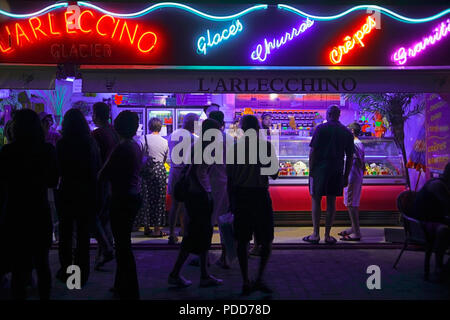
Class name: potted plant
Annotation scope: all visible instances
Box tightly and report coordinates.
[345,93,425,189]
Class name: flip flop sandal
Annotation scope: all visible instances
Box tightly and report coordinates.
[325,236,337,245]
[302,235,320,244]
[338,231,350,237]
[340,234,361,241]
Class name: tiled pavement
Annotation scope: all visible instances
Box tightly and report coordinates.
[1,247,449,300]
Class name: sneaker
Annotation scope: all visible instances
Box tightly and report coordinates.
[168,275,192,288]
[199,275,223,287]
[253,280,273,294]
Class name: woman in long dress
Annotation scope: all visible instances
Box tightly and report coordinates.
[136,118,169,237]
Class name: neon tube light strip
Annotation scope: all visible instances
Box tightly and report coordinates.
[0,3,68,19]
[278,4,450,24]
[77,2,268,21]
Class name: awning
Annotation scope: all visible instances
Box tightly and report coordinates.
[80,65,450,93]
[0,64,56,90]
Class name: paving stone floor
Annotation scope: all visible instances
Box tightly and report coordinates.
[1,247,449,300]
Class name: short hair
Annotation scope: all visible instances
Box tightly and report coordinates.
[261,112,272,120]
[327,105,341,120]
[148,117,162,133]
[182,112,200,132]
[114,111,139,139]
[12,109,45,144]
[443,162,450,183]
[348,122,362,136]
[240,115,260,131]
[208,111,224,126]
[93,102,110,122]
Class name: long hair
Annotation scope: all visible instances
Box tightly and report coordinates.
[12,109,45,145]
[61,108,91,138]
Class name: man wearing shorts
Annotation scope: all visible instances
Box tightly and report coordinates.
[304,105,354,244]
[227,115,279,295]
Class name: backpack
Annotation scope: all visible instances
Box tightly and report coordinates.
[173,164,193,202]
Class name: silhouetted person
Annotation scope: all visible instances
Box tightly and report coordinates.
[304,105,354,244]
[227,115,278,295]
[414,162,450,279]
[168,119,223,288]
[92,102,118,270]
[167,113,199,244]
[0,109,58,299]
[56,108,101,286]
[99,111,142,300]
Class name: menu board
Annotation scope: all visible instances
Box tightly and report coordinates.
[426,93,450,174]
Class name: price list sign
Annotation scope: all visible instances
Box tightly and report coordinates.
[426,93,450,174]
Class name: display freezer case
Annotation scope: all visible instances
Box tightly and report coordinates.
[271,136,406,185]
[268,136,407,221]
[147,108,174,137]
[175,109,206,129]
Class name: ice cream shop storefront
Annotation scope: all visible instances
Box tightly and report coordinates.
[0,1,449,237]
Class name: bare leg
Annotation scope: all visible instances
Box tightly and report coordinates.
[325,196,337,238]
[310,196,322,239]
[199,251,209,279]
[237,241,249,283]
[256,242,272,282]
[170,249,189,278]
[348,206,361,238]
[169,201,181,238]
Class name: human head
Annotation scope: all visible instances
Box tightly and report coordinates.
[182,112,200,133]
[208,110,225,129]
[61,108,91,138]
[148,117,162,133]
[326,105,341,121]
[201,118,221,151]
[348,122,362,137]
[12,109,45,144]
[38,112,54,132]
[93,102,110,126]
[205,103,220,117]
[261,112,272,128]
[114,110,139,139]
[240,115,260,131]
[443,162,450,187]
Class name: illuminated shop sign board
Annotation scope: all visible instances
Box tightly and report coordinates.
[0,2,449,66]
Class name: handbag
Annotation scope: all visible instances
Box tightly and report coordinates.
[140,135,155,179]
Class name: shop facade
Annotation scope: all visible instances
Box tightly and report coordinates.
[0,1,449,226]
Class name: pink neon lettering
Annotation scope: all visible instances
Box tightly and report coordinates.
[392,19,450,65]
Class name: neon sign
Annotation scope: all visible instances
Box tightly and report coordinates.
[392,19,450,65]
[197,20,243,55]
[251,18,314,62]
[0,7,158,55]
[329,16,376,64]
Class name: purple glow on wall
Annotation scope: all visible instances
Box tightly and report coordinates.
[392,19,450,65]
[250,18,314,62]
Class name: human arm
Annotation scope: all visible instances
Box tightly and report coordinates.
[343,135,354,187]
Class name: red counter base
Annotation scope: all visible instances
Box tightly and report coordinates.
[269,185,406,212]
